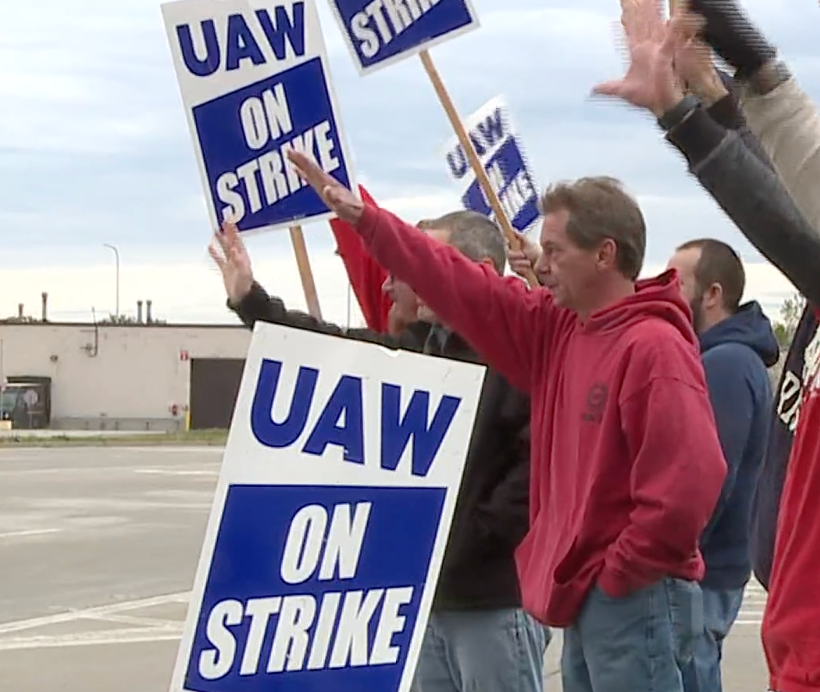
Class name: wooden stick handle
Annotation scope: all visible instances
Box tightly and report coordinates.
[288,225,322,319]
[419,50,540,288]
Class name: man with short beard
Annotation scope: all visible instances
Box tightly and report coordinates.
[667,238,778,692]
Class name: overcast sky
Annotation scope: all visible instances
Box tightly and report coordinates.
[1,0,816,326]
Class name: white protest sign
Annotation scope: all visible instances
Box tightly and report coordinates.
[161,0,356,234]
[442,96,540,234]
[326,0,480,75]
[170,322,486,692]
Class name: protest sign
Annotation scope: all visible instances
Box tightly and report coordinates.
[443,97,539,235]
[326,0,480,75]
[169,322,486,692]
[161,0,355,235]
[324,0,537,284]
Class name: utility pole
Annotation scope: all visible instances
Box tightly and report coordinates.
[103,244,120,318]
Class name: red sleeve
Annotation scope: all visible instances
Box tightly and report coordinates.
[355,204,557,391]
[598,330,728,597]
[330,185,391,333]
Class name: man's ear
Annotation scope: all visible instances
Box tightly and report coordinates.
[597,239,618,270]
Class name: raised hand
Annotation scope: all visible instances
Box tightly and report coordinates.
[671,13,728,106]
[508,235,542,280]
[286,151,364,225]
[592,0,685,117]
[209,220,254,305]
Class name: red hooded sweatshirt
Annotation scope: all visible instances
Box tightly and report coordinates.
[329,185,391,333]
[354,204,727,627]
[763,311,820,692]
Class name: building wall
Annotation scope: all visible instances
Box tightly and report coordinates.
[0,323,251,431]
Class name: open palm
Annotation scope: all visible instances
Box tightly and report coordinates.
[209,221,254,305]
[593,0,684,116]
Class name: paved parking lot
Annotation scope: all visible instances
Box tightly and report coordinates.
[0,447,768,691]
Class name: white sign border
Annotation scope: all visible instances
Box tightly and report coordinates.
[160,0,358,236]
[324,0,481,77]
[168,320,486,692]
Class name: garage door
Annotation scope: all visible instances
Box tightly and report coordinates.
[189,358,245,430]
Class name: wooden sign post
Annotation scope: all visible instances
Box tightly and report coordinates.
[288,226,323,319]
[419,50,540,288]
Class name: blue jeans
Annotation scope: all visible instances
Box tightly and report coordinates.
[562,578,703,692]
[680,585,744,692]
[410,608,550,692]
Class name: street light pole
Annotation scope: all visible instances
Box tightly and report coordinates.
[103,244,120,318]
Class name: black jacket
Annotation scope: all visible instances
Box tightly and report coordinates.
[231,282,531,611]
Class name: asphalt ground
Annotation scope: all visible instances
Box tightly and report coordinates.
[0,447,768,692]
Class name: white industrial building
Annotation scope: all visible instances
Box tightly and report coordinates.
[0,317,252,431]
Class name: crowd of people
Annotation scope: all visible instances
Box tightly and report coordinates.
[207,0,820,691]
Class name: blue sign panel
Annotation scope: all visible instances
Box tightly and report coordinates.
[162,0,356,234]
[167,323,486,692]
[461,137,539,233]
[327,0,480,75]
[442,96,540,235]
[184,484,445,691]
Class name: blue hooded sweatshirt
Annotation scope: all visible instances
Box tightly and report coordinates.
[699,300,779,590]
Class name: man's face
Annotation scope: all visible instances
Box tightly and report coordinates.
[666,247,705,332]
[534,209,601,311]
[381,273,418,326]
[415,229,451,323]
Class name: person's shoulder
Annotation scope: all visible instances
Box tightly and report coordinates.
[702,342,770,385]
[624,318,699,359]
[620,318,703,384]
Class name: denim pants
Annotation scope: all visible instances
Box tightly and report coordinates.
[680,585,745,692]
[562,578,703,692]
[410,608,550,692]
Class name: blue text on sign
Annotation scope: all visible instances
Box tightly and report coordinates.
[193,60,350,228]
[333,0,476,72]
[250,359,462,476]
[462,136,538,232]
[446,106,507,180]
[175,4,306,77]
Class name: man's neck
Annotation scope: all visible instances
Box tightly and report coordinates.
[699,309,732,336]
[576,279,636,322]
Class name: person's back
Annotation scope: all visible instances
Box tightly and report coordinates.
[668,238,778,692]
[698,319,773,583]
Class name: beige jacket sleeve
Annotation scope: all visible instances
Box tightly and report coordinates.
[740,78,820,231]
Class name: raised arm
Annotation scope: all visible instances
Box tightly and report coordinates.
[664,106,820,307]
[591,0,820,305]
[286,150,564,393]
[356,204,559,392]
[738,72,820,234]
[684,0,820,234]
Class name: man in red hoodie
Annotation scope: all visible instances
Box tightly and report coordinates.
[286,150,727,692]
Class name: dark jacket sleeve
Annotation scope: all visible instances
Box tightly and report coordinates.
[707,93,774,170]
[229,281,415,351]
[475,385,531,548]
[665,106,820,307]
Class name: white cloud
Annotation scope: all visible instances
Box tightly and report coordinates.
[0,0,817,326]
